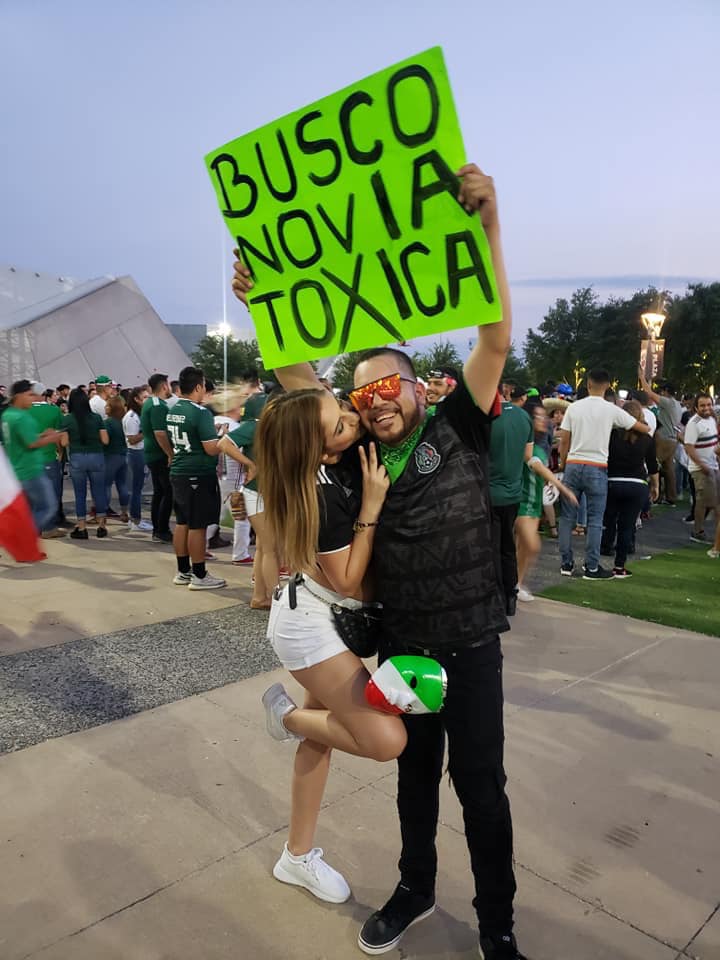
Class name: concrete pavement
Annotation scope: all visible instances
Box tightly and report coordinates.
[1,519,719,958]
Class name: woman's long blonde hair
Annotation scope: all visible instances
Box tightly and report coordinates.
[256,389,325,574]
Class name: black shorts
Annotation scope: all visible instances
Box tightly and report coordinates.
[171,474,220,530]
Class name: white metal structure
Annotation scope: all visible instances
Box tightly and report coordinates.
[0,266,190,386]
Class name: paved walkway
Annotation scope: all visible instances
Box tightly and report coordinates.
[0,514,718,959]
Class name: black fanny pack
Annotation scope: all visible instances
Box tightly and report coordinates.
[288,575,381,659]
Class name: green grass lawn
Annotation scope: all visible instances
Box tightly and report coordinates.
[539,546,720,638]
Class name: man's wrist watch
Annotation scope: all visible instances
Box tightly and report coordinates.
[353,519,379,532]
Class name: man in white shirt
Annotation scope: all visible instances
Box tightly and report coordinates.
[558,369,650,579]
[89,375,114,417]
[683,393,719,545]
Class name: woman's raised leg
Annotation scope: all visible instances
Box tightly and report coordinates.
[282,651,407,762]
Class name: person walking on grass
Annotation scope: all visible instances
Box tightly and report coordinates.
[683,392,719,546]
[514,406,577,602]
[600,400,659,577]
[557,370,650,580]
[489,392,533,615]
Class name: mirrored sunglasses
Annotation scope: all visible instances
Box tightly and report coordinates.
[348,373,415,412]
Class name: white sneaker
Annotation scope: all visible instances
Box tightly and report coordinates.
[707,548,720,559]
[262,683,302,741]
[517,586,534,602]
[128,520,151,533]
[273,843,351,903]
[173,572,192,585]
[188,573,226,590]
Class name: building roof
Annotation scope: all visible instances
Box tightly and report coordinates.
[0,265,116,332]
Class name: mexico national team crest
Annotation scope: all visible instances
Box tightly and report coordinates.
[415,441,441,475]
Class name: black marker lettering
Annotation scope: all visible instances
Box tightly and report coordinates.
[339,91,382,165]
[387,64,440,147]
[445,231,494,307]
[376,249,412,320]
[255,130,298,202]
[290,280,336,348]
[316,194,355,253]
[410,150,462,229]
[235,227,284,280]
[400,242,446,316]
[322,255,404,351]
[277,209,323,269]
[210,153,258,218]
[370,170,401,240]
[295,110,342,187]
[248,290,287,349]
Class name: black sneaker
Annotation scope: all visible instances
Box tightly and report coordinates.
[479,932,527,959]
[97,526,108,539]
[612,567,632,578]
[208,532,231,549]
[684,514,694,523]
[690,532,708,543]
[560,562,574,577]
[582,564,614,580]
[358,884,435,955]
[70,527,88,540]
[152,531,173,543]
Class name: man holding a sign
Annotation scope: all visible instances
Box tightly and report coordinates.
[230,169,522,958]
[218,48,524,959]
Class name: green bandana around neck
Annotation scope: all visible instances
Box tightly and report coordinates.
[379,407,435,484]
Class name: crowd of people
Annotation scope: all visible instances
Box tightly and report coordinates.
[0,371,269,585]
[1,161,718,960]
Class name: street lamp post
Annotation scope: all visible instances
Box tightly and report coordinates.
[639,311,667,384]
[218,321,231,395]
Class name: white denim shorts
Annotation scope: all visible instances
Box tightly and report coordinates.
[267,576,363,671]
[242,487,264,516]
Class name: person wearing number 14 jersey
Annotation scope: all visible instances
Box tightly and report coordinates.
[168,366,226,590]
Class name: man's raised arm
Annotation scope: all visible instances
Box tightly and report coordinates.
[458,164,512,415]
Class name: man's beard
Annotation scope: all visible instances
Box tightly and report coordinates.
[368,403,424,447]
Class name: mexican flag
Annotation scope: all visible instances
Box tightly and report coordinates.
[0,447,45,562]
[365,656,447,715]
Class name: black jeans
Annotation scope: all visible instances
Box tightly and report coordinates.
[491,504,519,609]
[148,459,173,535]
[601,481,646,567]
[379,637,516,936]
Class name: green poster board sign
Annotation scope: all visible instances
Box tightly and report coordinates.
[205,46,500,369]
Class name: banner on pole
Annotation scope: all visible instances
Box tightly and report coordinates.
[639,339,666,382]
[205,47,501,368]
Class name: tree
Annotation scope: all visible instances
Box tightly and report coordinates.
[585,288,667,387]
[663,283,720,393]
[411,340,462,380]
[325,352,367,393]
[501,343,529,386]
[523,287,599,387]
[191,335,271,383]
